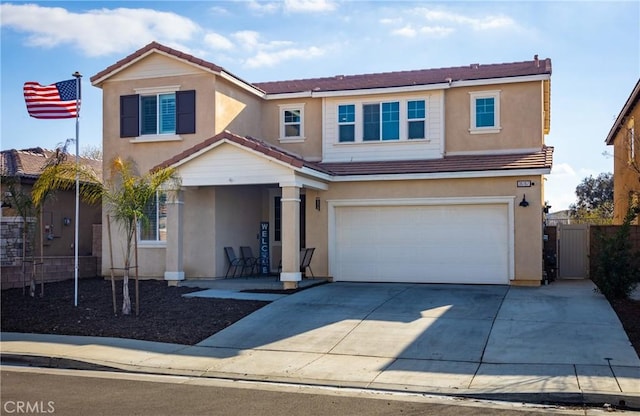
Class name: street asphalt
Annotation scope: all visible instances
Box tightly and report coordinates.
[1,279,639,409]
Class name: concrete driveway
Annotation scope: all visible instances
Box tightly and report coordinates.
[197,279,640,399]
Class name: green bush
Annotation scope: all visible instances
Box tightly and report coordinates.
[592,205,640,299]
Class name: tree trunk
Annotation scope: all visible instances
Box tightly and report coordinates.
[122,272,131,315]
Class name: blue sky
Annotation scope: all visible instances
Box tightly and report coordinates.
[1,1,638,211]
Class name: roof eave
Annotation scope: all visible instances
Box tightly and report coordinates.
[330,167,552,182]
[263,74,550,99]
[605,79,640,145]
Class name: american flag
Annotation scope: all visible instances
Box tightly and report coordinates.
[23,79,81,119]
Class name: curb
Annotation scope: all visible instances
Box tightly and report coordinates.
[3,353,639,412]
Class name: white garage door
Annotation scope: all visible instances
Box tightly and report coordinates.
[333,204,510,284]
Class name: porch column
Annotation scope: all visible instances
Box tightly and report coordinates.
[164,189,184,286]
[280,185,301,289]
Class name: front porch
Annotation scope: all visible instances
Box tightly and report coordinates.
[157,132,330,290]
[178,275,329,293]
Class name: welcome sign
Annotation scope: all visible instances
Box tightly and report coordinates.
[259,222,270,275]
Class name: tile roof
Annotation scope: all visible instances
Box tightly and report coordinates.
[317,147,554,176]
[0,147,102,181]
[606,78,640,145]
[91,41,551,95]
[91,42,233,86]
[153,132,553,178]
[152,131,327,173]
[254,58,552,94]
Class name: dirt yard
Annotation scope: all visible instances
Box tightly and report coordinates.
[1,277,639,356]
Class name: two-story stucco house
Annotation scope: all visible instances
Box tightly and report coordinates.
[606,79,640,225]
[91,42,553,289]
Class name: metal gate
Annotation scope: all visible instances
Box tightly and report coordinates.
[557,223,589,279]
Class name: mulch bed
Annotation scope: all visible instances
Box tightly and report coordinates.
[2,278,639,356]
[610,297,640,357]
[1,278,269,345]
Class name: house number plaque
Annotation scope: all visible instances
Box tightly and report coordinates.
[517,180,532,187]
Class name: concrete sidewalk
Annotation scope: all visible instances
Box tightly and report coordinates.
[2,280,639,409]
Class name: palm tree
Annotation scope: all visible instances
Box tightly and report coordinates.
[33,153,178,315]
[102,157,178,315]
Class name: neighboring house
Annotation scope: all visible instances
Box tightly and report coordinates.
[90,42,553,288]
[0,147,102,264]
[545,210,572,226]
[605,79,640,225]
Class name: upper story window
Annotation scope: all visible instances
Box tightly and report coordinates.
[627,118,636,164]
[407,100,426,139]
[364,102,399,141]
[141,93,176,135]
[139,191,167,243]
[120,87,195,141]
[279,104,305,142]
[469,90,501,134]
[336,99,427,143]
[338,104,355,142]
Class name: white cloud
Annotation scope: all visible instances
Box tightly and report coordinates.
[545,163,603,211]
[414,7,518,31]
[208,6,230,16]
[0,4,200,57]
[246,1,280,14]
[392,25,417,38]
[391,24,454,39]
[550,162,577,177]
[284,0,337,13]
[232,31,262,50]
[419,26,455,37]
[204,32,234,51]
[244,46,325,68]
[380,17,403,25]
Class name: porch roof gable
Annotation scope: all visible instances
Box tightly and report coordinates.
[152,131,327,174]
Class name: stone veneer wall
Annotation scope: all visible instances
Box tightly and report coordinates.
[1,217,36,266]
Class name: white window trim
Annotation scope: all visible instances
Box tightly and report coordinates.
[130,135,182,143]
[407,99,427,140]
[138,191,167,244]
[337,104,356,143]
[134,85,181,94]
[469,90,501,134]
[628,118,635,163]
[132,85,183,142]
[278,103,305,143]
[335,98,429,144]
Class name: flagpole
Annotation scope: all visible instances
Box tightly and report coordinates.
[72,71,82,307]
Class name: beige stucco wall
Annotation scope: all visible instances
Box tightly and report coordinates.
[215,79,263,138]
[97,58,267,277]
[305,175,545,283]
[212,185,264,277]
[1,183,101,258]
[445,81,544,154]
[611,104,640,224]
[99,57,263,174]
[95,52,549,282]
[260,98,323,160]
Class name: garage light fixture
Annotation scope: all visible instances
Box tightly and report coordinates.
[519,194,529,207]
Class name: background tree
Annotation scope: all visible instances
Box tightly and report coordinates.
[569,172,614,223]
[81,144,102,160]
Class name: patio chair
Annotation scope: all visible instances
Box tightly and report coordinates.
[224,247,244,278]
[300,248,315,278]
[240,246,265,276]
[277,248,315,278]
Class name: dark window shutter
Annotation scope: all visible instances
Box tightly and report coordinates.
[120,94,139,138]
[176,90,196,134]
